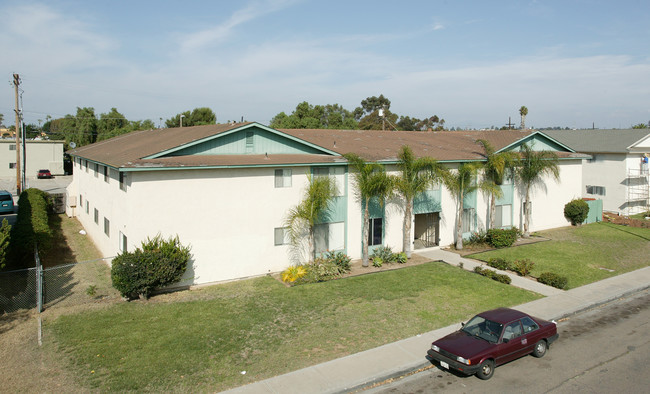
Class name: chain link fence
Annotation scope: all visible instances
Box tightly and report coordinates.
[1,257,118,316]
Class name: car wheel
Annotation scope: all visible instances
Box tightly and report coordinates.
[476,359,495,380]
[532,340,547,358]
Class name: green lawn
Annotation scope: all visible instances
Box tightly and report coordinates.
[470,222,650,289]
[49,262,540,392]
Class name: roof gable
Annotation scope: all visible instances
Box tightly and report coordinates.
[147,123,336,159]
[500,131,575,153]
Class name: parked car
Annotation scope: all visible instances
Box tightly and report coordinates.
[427,308,558,380]
[0,190,14,214]
[37,169,53,179]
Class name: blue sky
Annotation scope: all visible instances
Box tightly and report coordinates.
[1,0,649,130]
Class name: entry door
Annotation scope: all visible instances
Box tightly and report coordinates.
[417,213,439,248]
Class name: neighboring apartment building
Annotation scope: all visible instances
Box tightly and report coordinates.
[544,129,650,215]
[66,122,584,286]
[0,139,65,177]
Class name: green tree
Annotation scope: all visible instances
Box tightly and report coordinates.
[270,102,357,129]
[73,107,98,146]
[358,108,399,130]
[442,162,490,250]
[166,107,216,128]
[356,94,391,118]
[476,139,518,229]
[632,123,649,129]
[344,153,393,267]
[285,175,338,261]
[0,113,4,127]
[98,108,128,137]
[519,106,528,129]
[397,116,421,131]
[393,146,446,257]
[516,143,560,237]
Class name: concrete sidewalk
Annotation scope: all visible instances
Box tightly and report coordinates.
[223,254,650,394]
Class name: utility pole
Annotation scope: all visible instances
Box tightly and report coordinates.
[13,74,21,195]
[505,116,515,130]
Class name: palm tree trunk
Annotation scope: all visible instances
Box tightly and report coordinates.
[489,193,496,229]
[523,187,531,238]
[362,200,370,267]
[455,200,464,250]
[403,199,413,258]
[309,227,315,261]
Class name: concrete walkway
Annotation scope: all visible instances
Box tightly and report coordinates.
[416,248,565,296]
[223,258,650,394]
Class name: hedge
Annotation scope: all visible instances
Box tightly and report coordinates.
[6,189,52,270]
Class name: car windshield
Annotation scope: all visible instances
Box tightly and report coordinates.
[462,315,503,343]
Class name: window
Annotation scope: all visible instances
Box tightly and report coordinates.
[104,166,109,183]
[245,131,254,153]
[495,204,512,228]
[9,163,16,169]
[94,208,99,224]
[79,194,83,209]
[86,199,90,214]
[274,227,290,245]
[521,316,539,333]
[119,231,128,252]
[462,208,475,233]
[9,144,16,151]
[274,169,292,188]
[119,172,127,191]
[586,185,606,196]
[503,321,523,341]
[314,166,344,196]
[94,163,99,178]
[368,217,383,246]
[85,160,88,172]
[104,217,110,237]
[314,222,345,253]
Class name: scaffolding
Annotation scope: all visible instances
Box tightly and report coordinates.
[626,165,649,216]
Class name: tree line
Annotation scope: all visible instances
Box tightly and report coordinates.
[1,107,217,149]
[270,94,446,131]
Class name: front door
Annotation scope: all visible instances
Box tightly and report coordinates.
[414,213,440,249]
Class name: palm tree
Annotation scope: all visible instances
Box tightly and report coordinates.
[344,153,393,267]
[393,146,446,258]
[519,106,528,130]
[516,143,560,238]
[443,162,495,250]
[476,139,518,229]
[285,174,338,261]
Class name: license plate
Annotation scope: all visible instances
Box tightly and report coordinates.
[440,361,449,369]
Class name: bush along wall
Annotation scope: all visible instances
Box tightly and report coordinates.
[564,199,590,226]
[486,227,519,248]
[6,189,53,271]
[111,235,191,300]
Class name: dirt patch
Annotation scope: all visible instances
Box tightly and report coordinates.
[603,212,650,228]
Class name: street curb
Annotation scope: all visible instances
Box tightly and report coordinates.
[337,285,650,394]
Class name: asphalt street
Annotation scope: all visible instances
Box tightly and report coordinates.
[365,289,650,394]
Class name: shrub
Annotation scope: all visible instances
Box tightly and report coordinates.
[512,259,535,276]
[473,266,511,284]
[371,245,394,263]
[393,252,407,264]
[538,272,568,289]
[111,235,191,300]
[298,258,345,283]
[281,265,307,283]
[564,199,589,225]
[324,250,351,272]
[7,189,53,270]
[467,230,488,245]
[372,256,383,267]
[486,227,519,248]
[486,257,511,271]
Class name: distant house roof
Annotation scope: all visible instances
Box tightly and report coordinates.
[69,122,584,170]
[542,129,650,153]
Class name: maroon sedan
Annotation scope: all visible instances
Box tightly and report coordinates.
[427,308,558,380]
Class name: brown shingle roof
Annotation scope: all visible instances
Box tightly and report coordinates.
[69,122,582,169]
[280,128,535,161]
[69,122,253,167]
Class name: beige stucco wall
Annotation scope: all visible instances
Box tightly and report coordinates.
[0,140,64,177]
[67,158,584,286]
